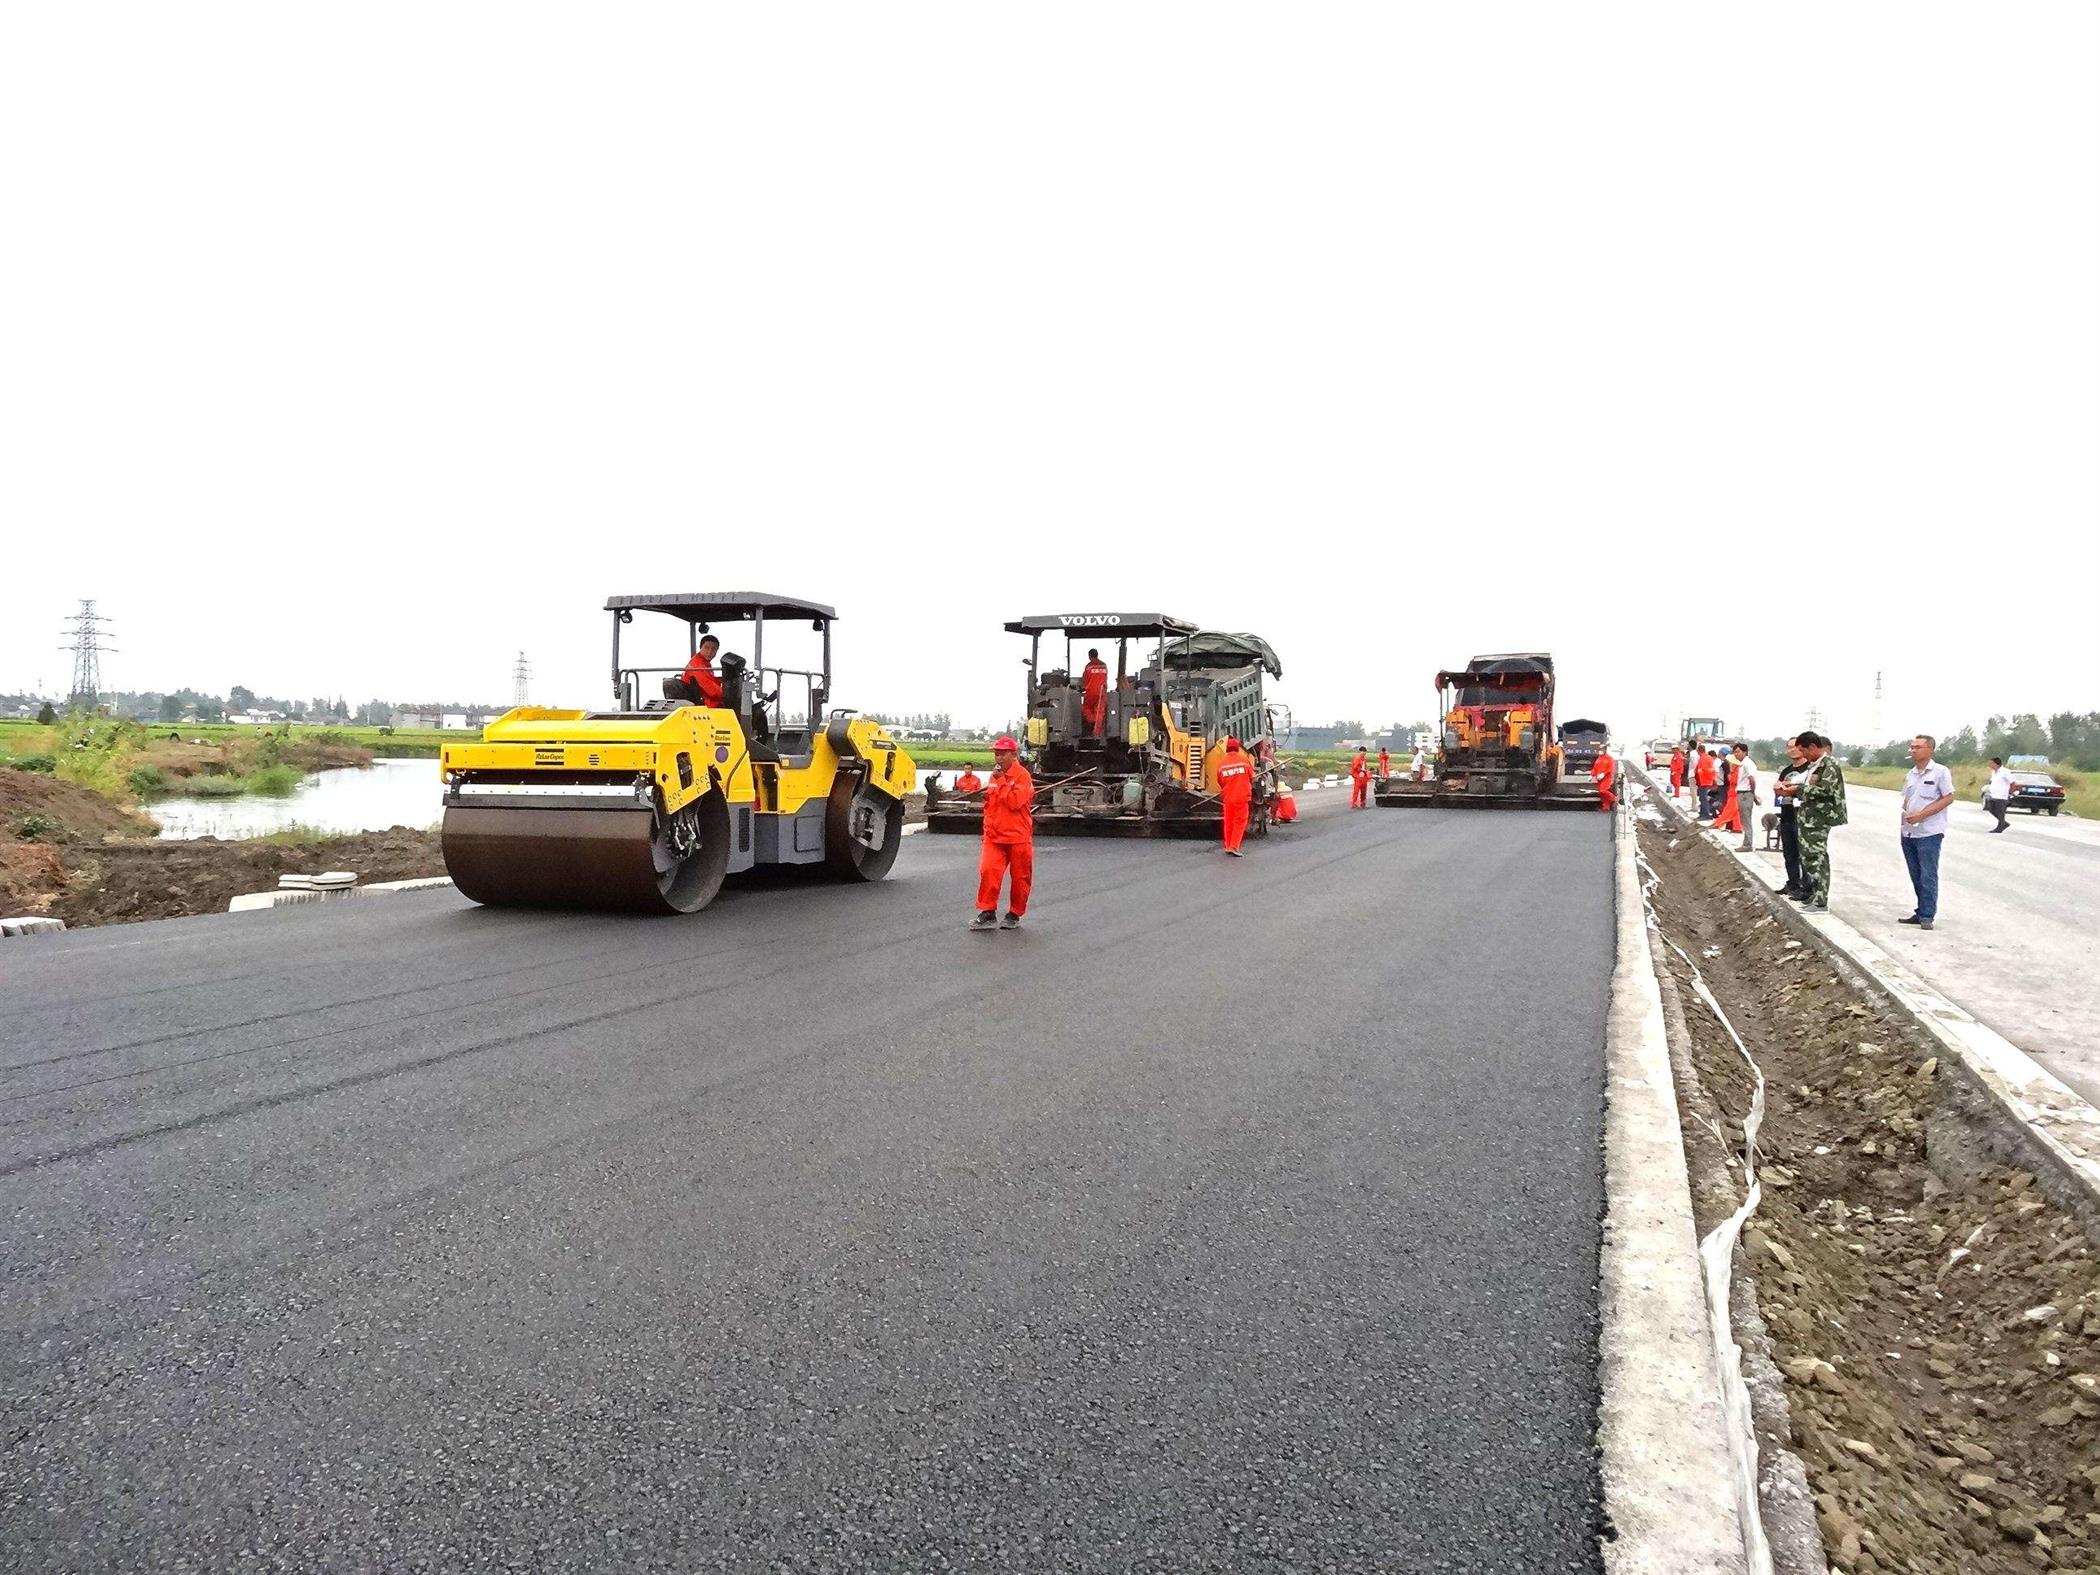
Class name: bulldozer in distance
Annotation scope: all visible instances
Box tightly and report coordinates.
[439,592,914,913]
[1375,652,1599,810]
[927,613,1285,838]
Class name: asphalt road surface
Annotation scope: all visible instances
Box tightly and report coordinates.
[2,795,1615,1573]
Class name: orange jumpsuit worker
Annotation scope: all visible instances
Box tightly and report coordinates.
[1693,747,1718,819]
[1713,756,1743,834]
[1668,745,1686,798]
[1349,747,1372,809]
[1217,737,1256,855]
[678,635,725,707]
[1590,748,1617,813]
[1080,649,1110,737]
[1377,747,1391,781]
[953,767,983,794]
[971,736,1034,931]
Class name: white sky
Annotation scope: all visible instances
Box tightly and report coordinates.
[4,4,2096,742]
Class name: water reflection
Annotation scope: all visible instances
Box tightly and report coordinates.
[152,758,442,840]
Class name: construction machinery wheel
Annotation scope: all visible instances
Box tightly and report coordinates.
[443,793,731,914]
[825,771,903,882]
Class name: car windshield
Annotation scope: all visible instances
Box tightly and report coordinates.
[2011,773,2058,787]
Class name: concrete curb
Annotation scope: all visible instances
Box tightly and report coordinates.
[228,877,456,913]
[1598,805,1748,1573]
[0,916,67,938]
[1633,764,2100,1248]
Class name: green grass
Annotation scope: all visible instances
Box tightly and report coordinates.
[245,764,305,796]
[0,718,464,759]
[255,822,335,845]
[1842,760,2092,818]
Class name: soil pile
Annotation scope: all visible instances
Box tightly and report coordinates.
[0,767,156,843]
[52,827,446,928]
[1640,821,2100,1572]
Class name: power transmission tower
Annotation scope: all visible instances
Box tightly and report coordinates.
[61,600,116,712]
[1869,670,1883,746]
[512,651,531,707]
[1805,705,1826,739]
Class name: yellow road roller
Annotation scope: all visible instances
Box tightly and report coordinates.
[439,592,914,913]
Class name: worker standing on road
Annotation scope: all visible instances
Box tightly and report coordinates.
[678,635,725,707]
[1081,649,1110,738]
[1590,746,1617,813]
[1668,744,1687,799]
[1782,731,1847,912]
[1693,744,1718,819]
[1217,737,1256,856]
[1773,738,1808,896]
[953,766,983,794]
[1730,742,1759,852]
[1984,756,2012,833]
[1899,734,1957,931]
[1377,745,1391,781]
[1349,747,1372,809]
[971,736,1034,932]
[1410,746,1428,781]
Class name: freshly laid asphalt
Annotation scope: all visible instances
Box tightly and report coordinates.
[1,792,1615,1573]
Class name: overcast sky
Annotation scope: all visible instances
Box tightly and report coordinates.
[5,4,2095,742]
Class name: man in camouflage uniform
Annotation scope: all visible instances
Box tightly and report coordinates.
[1785,731,1848,910]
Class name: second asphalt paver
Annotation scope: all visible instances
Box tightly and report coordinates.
[1,795,1614,1573]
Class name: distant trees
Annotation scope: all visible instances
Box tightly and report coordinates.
[37,701,57,725]
[1841,712,2100,771]
[229,685,257,713]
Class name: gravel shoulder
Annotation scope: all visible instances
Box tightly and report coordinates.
[1640,820,2100,1572]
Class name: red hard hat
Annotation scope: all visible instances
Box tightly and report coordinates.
[993,735,1018,751]
[1225,737,1241,751]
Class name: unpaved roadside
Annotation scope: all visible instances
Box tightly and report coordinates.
[1640,820,2100,1573]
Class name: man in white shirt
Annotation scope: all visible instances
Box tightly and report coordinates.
[1984,756,2013,833]
[1730,743,1759,851]
[1899,734,1957,930]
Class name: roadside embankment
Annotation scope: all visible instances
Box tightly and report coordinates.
[1642,818,2100,1572]
[1,764,446,929]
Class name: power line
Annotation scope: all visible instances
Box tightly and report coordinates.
[513,651,531,707]
[60,599,117,711]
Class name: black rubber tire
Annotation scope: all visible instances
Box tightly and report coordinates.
[825,773,903,881]
[2048,806,2059,817]
[655,793,733,912]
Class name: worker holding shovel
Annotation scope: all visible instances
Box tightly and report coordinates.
[1217,737,1255,856]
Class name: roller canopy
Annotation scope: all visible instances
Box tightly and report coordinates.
[1004,613,1199,638]
[1558,718,1607,737]
[606,591,837,622]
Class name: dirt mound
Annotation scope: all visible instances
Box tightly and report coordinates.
[0,841,67,914]
[52,827,446,928]
[1641,821,2100,1572]
[0,768,156,843]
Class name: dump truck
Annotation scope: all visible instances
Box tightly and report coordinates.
[439,592,914,912]
[927,613,1284,837]
[1375,652,1597,809]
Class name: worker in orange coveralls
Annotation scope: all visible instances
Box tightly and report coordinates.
[1590,747,1617,813]
[970,736,1034,931]
[1080,648,1110,737]
[1217,737,1256,856]
[1693,745,1718,819]
[678,634,725,707]
[1349,746,1372,808]
[1713,751,1743,835]
[1377,746,1391,781]
[952,766,983,794]
[1668,744,1687,798]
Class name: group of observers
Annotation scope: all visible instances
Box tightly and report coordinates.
[1667,734,1848,911]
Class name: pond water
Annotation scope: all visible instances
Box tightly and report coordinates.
[152,757,443,841]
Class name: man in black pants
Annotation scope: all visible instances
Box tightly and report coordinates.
[1984,757,2012,833]
[1774,737,1808,895]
